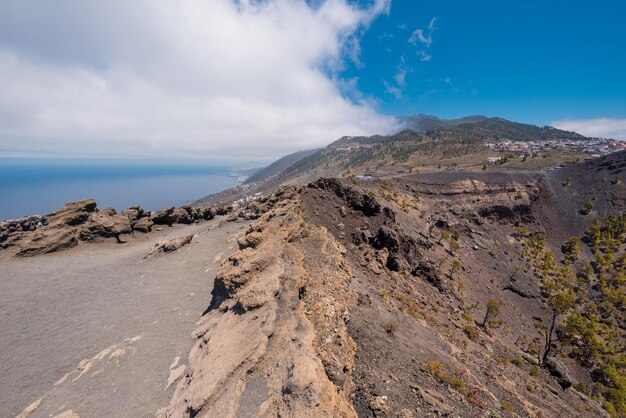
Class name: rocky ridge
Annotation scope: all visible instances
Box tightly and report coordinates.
[159,187,358,417]
[159,168,621,417]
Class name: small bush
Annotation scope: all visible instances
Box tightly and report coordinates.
[501,400,516,413]
[511,357,524,367]
[581,200,594,215]
[384,321,399,335]
[494,355,508,365]
[573,383,591,396]
[464,325,480,341]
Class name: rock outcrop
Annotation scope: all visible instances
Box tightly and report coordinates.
[159,194,358,418]
[1,199,229,257]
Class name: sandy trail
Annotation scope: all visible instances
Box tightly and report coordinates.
[0,218,247,418]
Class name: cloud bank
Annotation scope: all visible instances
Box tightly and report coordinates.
[552,118,626,140]
[0,0,396,160]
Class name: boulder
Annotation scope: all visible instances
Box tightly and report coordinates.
[215,206,231,216]
[173,207,194,224]
[0,223,8,243]
[545,357,573,389]
[368,396,389,416]
[121,205,146,222]
[17,230,78,257]
[152,207,178,226]
[352,227,372,246]
[46,198,97,227]
[201,207,216,220]
[80,212,132,243]
[133,217,154,233]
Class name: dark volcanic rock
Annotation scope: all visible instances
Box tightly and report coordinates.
[215,206,231,216]
[201,207,216,221]
[173,206,195,224]
[479,204,532,223]
[352,227,372,246]
[310,178,381,216]
[152,207,178,226]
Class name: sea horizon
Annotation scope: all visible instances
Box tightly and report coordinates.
[0,158,242,220]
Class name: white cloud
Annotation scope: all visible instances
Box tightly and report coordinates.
[409,17,436,48]
[0,0,396,160]
[417,51,432,61]
[383,80,403,99]
[384,56,412,99]
[551,118,626,140]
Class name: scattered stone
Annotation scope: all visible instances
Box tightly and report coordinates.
[418,386,454,416]
[397,409,413,418]
[369,396,389,415]
[146,234,194,257]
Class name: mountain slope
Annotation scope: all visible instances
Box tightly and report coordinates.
[451,117,587,142]
[245,148,319,184]
[258,117,592,185]
[398,114,489,132]
[194,115,600,208]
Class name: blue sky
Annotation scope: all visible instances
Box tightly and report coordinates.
[342,0,626,126]
[0,0,624,161]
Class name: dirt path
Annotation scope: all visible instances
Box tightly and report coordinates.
[0,218,248,418]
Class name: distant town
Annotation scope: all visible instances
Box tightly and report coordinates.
[486,137,626,157]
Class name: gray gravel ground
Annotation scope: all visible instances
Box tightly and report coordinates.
[0,218,247,418]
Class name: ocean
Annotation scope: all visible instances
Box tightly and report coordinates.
[0,159,240,220]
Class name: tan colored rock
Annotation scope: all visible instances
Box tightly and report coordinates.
[133,216,154,233]
[146,234,194,257]
[53,410,80,418]
[80,212,132,242]
[17,229,78,257]
[166,365,187,390]
[237,231,264,250]
[369,396,389,414]
[160,203,357,418]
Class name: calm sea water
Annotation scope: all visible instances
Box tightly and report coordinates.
[0,159,239,220]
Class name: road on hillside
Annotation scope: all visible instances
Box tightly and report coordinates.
[0,219,247,418]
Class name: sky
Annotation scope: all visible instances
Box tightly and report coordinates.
[0,0,624,162]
